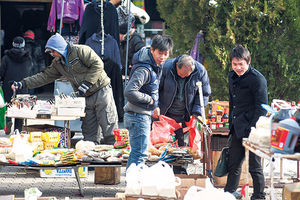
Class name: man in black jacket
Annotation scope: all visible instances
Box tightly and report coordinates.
[225,44,268,200]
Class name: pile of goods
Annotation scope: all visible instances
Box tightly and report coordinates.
[0,129,129,166]
[6,93,85,119]
[147,115,202,164]
[248,99,300,154]
[206,101,229,131]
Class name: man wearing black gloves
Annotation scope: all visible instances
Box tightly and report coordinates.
[11,33,118,145]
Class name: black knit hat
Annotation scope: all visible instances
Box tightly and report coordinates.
[12,36,25,48]
[119,23,128,34]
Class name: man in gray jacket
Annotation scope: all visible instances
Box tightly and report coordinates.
[124,35,173,169]
[12,33,118,145]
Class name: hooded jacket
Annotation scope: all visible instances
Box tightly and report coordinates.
[21,33,110,96]
[159,56,211,118]
[124,47,161,115]
[0,48,31,102]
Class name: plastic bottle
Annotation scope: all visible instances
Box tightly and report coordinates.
[270,118,300,154]
[222,108,229,128]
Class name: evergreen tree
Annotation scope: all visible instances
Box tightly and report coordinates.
[157,0,300,101]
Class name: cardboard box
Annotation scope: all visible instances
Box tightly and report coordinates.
[95,167,121,185]
[212,150,253,187]
[211,101,229,115]
[40,167,88,178]
[283,182,300,200]
[175,174,207,199]
[55,96,85,108]
[56,107,85,116]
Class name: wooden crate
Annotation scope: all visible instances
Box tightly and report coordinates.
[94,167,121,185]
[212,150,253,187]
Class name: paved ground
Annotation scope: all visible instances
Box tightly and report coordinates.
[0,165,127,199]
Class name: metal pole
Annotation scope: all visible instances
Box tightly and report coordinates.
[59,0,65,34]
[124,0,131,88]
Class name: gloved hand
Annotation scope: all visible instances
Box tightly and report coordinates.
[12,81,22,91]
[77,82,90,96]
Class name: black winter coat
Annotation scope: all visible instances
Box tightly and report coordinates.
[228,66,268,139]
[0,48,31,102]
[120,30,145,71]
[79,1,119,45]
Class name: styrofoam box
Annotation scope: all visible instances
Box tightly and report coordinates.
[55,96,85,108]
[40,167,88,177]
[56,107,85,116]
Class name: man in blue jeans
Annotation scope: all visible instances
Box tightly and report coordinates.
[124,35,173,169]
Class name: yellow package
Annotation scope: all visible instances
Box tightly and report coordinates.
[32,141,44,152]
[30,132,42,142]
[42,132,61,143]
[44,141,59,150]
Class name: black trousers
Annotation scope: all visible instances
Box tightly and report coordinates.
[224,131,266,199]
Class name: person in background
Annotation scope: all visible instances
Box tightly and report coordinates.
[124,35,173,169]
[11,33,118,145]
[225,44,267,200]
[24,30,46,95]
[0,36,32,134]
[119,22,145,75]
[152,54,211,174]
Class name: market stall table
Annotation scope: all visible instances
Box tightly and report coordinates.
[242,139,300,200]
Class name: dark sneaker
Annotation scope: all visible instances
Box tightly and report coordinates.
[232,191,243,199]
[5,121,12,135]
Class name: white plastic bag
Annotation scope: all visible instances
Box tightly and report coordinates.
[184,181,236,200]
[154,161,181,198]
[125,163,147,195]
[9,130,34,163]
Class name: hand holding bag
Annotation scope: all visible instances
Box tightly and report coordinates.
[214,146,229,177]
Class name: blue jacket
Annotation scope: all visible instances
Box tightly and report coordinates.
[159,56,211,118]
[124,47,161,113]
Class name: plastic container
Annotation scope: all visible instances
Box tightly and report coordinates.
[270,119,300,154]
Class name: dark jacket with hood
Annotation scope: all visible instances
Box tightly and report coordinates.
[0,48,31,102]
[228,66,268,139]
[21,33,110,97]
[159,56,211,119]
[120,29,145,70]
[124,47,161,115]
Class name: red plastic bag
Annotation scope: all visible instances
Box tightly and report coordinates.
[150,115,181,145]
[185,116,201,151]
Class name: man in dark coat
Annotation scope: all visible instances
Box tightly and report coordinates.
[119,23,145,75]
[0,36,31,133]
[152,54,211,174]
[225,44,268,200]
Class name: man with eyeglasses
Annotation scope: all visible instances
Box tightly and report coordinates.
[11,33,118,145]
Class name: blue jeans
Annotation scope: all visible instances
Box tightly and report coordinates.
[124,112,151,170]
